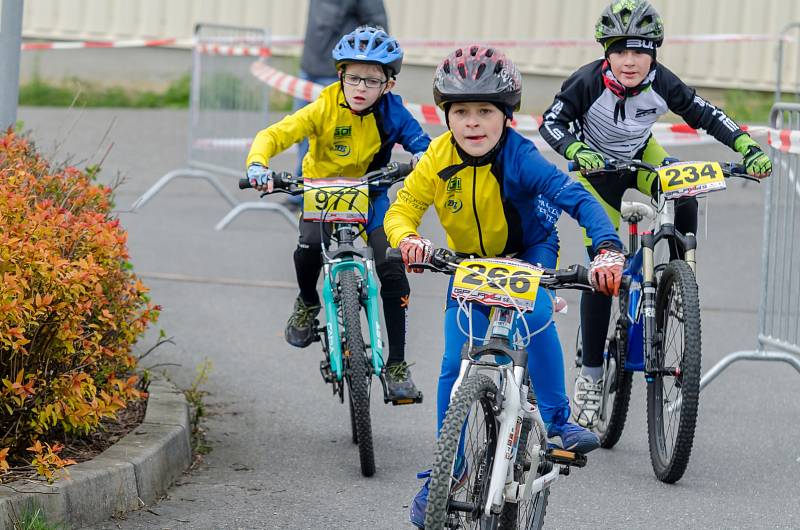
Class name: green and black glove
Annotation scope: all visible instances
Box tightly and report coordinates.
[734,134,772,178]
[565,141,606,173]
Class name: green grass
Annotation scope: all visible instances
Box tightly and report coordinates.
[18,73,293,111]
[723,89,775,124]
[13,507,63,530]
[19,74,191,108]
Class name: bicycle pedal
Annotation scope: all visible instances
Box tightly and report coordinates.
[545,448,587,468]
[387,393,424,406]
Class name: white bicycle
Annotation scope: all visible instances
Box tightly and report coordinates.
[389,248,592,529]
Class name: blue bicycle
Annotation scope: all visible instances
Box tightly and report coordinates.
[573,158,754,483]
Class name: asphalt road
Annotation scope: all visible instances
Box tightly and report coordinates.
[16,107,799,530]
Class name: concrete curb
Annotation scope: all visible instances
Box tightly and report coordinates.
[0,377,192,529]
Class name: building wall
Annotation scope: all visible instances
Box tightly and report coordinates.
[20,0,800,93]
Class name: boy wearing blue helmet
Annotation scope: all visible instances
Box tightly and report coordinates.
[246,25,430,401]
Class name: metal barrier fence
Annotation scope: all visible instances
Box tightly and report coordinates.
[699,101,800,391]
[130,23,296,229]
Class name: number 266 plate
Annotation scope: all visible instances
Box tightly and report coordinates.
[452,258,544,311]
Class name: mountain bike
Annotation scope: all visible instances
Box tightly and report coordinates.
[240,162,420,476]
[571,159,756,483]
[388,247,591,529]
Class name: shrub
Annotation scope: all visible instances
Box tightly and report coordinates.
[0,130,159,480]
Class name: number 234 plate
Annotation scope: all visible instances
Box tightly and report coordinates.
[658,161,727,200]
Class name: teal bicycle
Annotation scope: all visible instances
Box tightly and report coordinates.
[239,162,419,476]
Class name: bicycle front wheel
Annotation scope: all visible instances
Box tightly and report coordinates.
[426,374,499,530]
[647,260,701,483]
[597,288,633,449]
[340,268,375,477]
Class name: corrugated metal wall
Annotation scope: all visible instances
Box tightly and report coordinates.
[21,0,800,92]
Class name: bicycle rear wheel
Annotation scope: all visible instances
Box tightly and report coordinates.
[425,374,499,530]
[647,260,701,483]
[499,389,549,530]
[597,287,633,449]
[340,268,375,477]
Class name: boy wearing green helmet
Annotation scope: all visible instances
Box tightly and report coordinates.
[539,0,771,428]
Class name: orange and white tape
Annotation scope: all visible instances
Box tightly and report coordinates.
[248,62,772,148]
[21,32,792,54]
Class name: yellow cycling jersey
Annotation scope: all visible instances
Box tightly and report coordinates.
[246,82,429,181]
[384,132,511,257]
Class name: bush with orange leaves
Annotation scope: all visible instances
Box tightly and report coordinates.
[0,130,159,481]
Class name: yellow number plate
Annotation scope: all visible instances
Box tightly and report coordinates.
[658,161,727,200]
[452,258,543,311]
[303,177,369,223]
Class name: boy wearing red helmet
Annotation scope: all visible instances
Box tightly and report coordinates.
[384,46,625,528]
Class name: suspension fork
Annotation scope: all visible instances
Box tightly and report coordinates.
[641,232,659,376]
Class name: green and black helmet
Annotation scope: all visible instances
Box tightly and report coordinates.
[595,0,664,47]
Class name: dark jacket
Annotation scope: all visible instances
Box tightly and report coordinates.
[300,0,388,77]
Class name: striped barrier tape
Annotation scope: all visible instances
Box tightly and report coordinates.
[248,62,767,143]
[21,32,793,53]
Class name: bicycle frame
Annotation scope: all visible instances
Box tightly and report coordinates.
[321,224,384,381]
[450,305,560,517]
[621,193,696,375]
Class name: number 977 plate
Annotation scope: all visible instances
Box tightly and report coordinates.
[303,177,369,223]
[452,258,544,311]
[657,161,727,200]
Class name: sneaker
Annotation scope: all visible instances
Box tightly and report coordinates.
[284,296,320,348]
[409,462,468,529]
[384,362,422,402]
[409,470,431,529]
[572,374,603,428]
[547,414,600,454]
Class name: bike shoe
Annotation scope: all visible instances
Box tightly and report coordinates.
[547,410,600,454]
[572,374,603,428]
[284,296,321,348]
[385,362,423,403]
[409,462,468,529]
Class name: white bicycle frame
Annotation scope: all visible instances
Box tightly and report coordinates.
[448,308,563,518]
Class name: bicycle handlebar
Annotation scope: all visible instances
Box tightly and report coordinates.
[567,159,757,181]
[238,162,413,193]
[386,247,592,290]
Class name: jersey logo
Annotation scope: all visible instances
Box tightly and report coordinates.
[334,125,352,138]
[635,107,657,118]
[332,143,351,156]
[446,176,462,192]
[445,195,463,213]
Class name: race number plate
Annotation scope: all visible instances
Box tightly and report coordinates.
[303,177,369,223]
[452,258,543,311]
[658,161,727,200]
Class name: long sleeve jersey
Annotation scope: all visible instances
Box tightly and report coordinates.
[246,82,430,188]
[539,59,747,162]
[384,129,622,257]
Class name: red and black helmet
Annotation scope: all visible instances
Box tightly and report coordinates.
[433,46,522,112]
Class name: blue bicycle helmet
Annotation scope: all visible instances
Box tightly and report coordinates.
[332,25,403,77]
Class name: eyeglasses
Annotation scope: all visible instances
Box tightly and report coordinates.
[342,73,387,89]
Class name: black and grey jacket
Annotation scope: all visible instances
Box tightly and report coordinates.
[540,59,746,162]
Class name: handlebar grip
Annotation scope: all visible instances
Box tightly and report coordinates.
[238,178,252,189]
[575,264,590,286]
[567,160,614,173]
[386,247,404,263]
